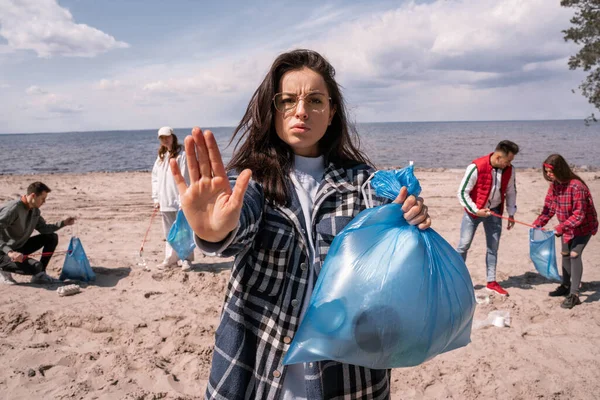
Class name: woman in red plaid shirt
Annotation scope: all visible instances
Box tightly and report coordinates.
[533,154,598,309]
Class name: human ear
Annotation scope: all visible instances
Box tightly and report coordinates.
[328,105,337,126]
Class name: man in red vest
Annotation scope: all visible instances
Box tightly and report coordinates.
[457,140,519,296]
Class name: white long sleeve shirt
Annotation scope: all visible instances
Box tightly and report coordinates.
[282,155,325,400]
[457,164,517,216]
[151,150,189,212]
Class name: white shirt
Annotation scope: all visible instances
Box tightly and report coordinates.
[282,155,325,400]
[151,150,189,212]
[457,163,517,215]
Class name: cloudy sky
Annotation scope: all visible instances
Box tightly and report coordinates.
[0,0,593,134]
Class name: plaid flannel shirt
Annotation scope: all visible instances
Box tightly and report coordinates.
[203,163,393,400]
[533,179,598,243]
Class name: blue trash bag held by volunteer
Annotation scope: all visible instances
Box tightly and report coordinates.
[59,237,96,282]
[529,228,560,281]
[167,209,196,260]
[283,164,476,369]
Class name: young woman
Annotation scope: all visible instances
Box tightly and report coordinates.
[533,154,598,309]
[151,126,193,271]
[171,50,431,399]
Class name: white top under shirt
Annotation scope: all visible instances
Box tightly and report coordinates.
[282,155,325,400]
[151,151,189,211]
[457,163,517,216]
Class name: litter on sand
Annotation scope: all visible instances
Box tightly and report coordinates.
[57,284,81,297]
[473,310,511,329]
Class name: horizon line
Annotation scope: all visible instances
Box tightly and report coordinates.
[0,117,591,135]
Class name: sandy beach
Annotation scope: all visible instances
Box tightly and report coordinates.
[0,168,599,400]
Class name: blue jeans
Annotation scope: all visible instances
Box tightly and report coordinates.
[456,208,503,282]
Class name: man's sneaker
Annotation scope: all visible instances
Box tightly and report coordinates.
[561,294,581,309]
[156,260,177,271]
[0,270,17,285]
[486,281,509,296]
[30,272,60,284]
[549,284,570,297]
[181,260,192,272]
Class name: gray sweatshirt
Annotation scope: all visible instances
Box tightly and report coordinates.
[0,198,64,254]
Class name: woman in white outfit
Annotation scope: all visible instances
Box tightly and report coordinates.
[151,126,193,271]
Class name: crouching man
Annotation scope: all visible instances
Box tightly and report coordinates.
[0,182,75,284]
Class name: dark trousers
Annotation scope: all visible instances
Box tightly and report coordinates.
[0,233,59,275]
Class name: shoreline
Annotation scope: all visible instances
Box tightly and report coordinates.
[3,165,600,178]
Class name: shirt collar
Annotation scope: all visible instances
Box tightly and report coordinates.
[20,195,32,210]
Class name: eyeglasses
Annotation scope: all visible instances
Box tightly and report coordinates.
[273,92,331,113]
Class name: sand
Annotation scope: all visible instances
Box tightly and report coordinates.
[0,169,599,400]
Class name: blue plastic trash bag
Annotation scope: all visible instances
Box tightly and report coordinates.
[529,228,560,281]
[59,237,96,282]
[283,165,476,369]
[167,210,196,260]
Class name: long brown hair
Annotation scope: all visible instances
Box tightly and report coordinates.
[158,134,182,162]
[542,154,587,188]
[227,49,370,206]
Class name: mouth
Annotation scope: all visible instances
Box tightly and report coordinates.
[291,124,310,133]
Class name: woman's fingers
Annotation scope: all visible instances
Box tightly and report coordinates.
[418,216,432,230]
[185,135,200,182]
[403,196,425,221]
[170,158,189,195]
[392,186,408,204]
[204,130,227,179]
[229,169,252,210]
[192,127,212,179]
[391,189,430,228]
[407,205,428,225]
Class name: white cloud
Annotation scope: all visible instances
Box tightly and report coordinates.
[0,44,12,54]
[292,5,348,31]
[96,79,122,91]
[142,76,236,95]
[24,85,82,114]
[0,0,129,58]
[522,57,570,73]
[26,85,48,95]
[314,0,575,86]
[136,55,270,99]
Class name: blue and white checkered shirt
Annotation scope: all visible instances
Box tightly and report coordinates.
[199,162,392,400]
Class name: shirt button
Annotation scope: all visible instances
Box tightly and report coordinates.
[273,370,281,378]
[291,299,299,307]
[283,336,292,344]
[300,263,307,271]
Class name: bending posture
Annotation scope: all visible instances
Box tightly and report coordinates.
[533,154,598,309]
[171,50,431,399]
[456,140,519,296]
[152,126,193,271]
[0,182,75,284]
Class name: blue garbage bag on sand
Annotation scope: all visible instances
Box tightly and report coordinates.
[283,165,476,369]
[59,237,96,282]
[167,210,196,260]
[529,228,560,281]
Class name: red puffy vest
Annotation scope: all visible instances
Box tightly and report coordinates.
[465,153,512,217]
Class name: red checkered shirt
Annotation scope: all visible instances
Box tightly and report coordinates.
[533,179,598,243]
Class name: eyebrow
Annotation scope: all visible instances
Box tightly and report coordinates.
[280,90,326,95]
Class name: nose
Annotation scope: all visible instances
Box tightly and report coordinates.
[294,99,309,120]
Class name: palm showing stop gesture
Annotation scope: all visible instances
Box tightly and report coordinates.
[170,127,252,243]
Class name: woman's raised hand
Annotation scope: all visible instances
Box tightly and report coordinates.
[170,127,252,242]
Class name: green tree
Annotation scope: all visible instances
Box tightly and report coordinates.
[562,0,600,122]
